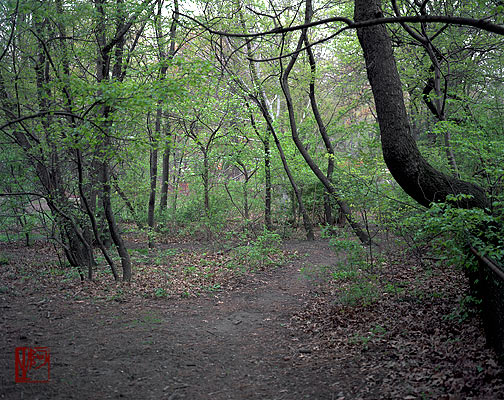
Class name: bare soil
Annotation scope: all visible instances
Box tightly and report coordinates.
[0,238,503,399]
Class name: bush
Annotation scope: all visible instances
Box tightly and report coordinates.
[229,229,283,271]
[412,194,504,270]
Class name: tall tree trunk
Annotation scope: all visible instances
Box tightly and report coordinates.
[148,0,173,246]
[202,150,212,241]
[273,130,315,240]
[237,13,273,231]
[94,0,133,280]
[148,117,158,248]
[171,144,185,217]
[101,159,131,281]
[55,0,98,269]
[243,180,249,220]
[253,99,315,240]
[304,34,337,226]
[33,16,95,276]
[77,150,119,280]
[159,127,171,211]
[279,0,372,244]
[158,0,178,211]
[264,136,273,230]
[203,151,210,216]
[354,0,488,210]
[281,74,370,243]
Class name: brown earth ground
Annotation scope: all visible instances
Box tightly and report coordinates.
[0,233,503,399]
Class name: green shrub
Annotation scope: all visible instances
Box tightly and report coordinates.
[412,194,504,270]
[230,229,283,271]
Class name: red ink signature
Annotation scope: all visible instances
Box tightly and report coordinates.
[15,347,50,383]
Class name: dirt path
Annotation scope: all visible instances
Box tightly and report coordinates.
[2,237,503,399]
[1,239,348,399]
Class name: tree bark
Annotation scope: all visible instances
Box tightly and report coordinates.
[354,0,488,210]
[253,98,315,240]
[278,0,372,244]
[159,124,171,211]
[264,136,273,230]
[203,150,210,216]
[101,159,132,281]
[34,16,95,276]
[77,149,119,280]
[148,115,158,248]
[158,0,178,212]
[304,34,337,225]
[94,0,133,280]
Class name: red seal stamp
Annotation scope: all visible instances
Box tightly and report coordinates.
[15,347,50,383]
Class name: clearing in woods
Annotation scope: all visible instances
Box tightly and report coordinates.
[0,236,503,399]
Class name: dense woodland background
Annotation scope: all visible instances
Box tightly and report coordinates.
[1,0,502,278]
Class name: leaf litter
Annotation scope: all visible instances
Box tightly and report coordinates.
[0,237,503,398]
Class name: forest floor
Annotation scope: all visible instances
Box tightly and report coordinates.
[1,231,504,399]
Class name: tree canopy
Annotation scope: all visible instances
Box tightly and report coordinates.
[0,0,502,279]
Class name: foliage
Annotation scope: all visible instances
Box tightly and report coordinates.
[318,227,382,306]
[444,294,483,323]
[229,230,284,271]
[0,0,503,287]
[0,254,9,265]
[412,194,504,270]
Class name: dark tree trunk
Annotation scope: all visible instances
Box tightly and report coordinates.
[243,181,249,220]
[281,74,370,243]
[158,0,178,212]
[254,98,315,240]
[101,160,132,281]
[278,0,372,244]
[34,17,96,276]
[94,0,134,280]
[77,150,119,280]
[148,106,164,247]
[171,145,185,217]
[304,35,336,226]
[354,0,488,210]
[203,152,210,216]
[264,136,273,230]
[159,139,170,211]
[148,140,158,248]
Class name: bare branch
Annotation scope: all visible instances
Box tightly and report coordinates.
[178,12,504,39]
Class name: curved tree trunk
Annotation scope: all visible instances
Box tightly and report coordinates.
[278,0,372,245]
[254,98,315,240]
[354,0,488,210]
[94,0,134,281]
[304,35,336,226]
[101,160,132,281]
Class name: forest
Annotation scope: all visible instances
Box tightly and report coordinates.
[1,0,504,398]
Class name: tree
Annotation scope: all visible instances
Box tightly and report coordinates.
[239,24,315,239]
[354,0,490,210]
[0,0,160,281]
[147,0,180,248]
[187,0,502,210]
[0,0,96,279]
[158,0,180,212]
